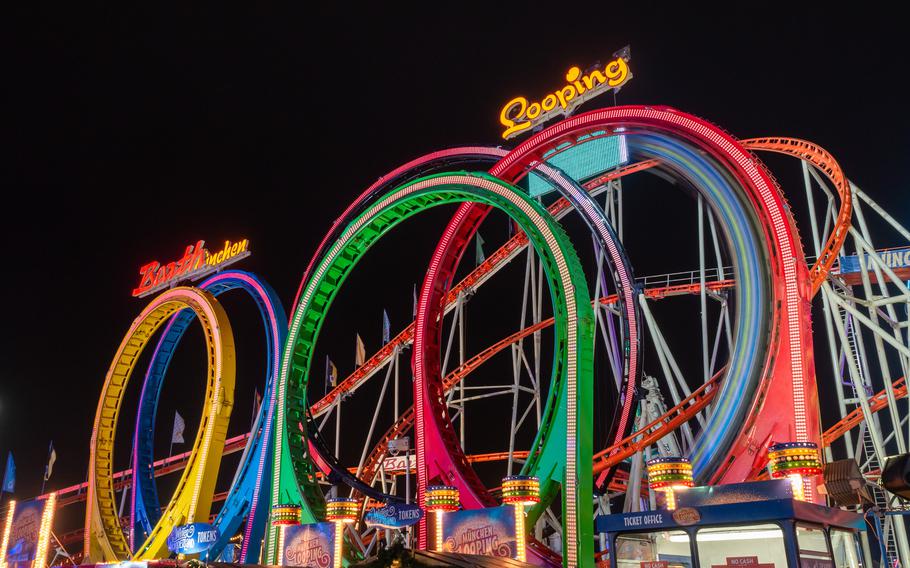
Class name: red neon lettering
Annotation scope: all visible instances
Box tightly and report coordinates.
[132,262,161,296]
[131,239,247,297]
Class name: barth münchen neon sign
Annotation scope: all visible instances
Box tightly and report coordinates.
[132,238,251,297]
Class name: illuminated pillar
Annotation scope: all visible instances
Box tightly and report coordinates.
[33,493,56,568]
[424,486,459,552]
[647,457,694,511]
[767,442,822,501]
[325,498,358,568]
[271,503,302,564]
[502,476,540,562]
[0,500,17,568]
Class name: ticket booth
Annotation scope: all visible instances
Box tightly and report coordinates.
[596,483,866,568]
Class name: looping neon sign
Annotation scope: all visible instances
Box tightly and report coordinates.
[132,239,251,297]
[499,53,632,140]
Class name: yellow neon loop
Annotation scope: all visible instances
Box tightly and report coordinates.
[84,287,236,561]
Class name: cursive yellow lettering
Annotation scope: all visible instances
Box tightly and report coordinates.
[499,55,632,139]
[605,57,629,87]
[566,66,587,95]
[555,84,577,109]
[500,97,531,139]
[582,69,607,91]
[541,94,557,111]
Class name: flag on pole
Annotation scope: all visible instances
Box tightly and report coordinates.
[44,442,56,481]
[475,232,486,266]
[2,452,14,493]
[355,333,366,366]
[382,310,391,345]
[412,283,418,318]
[172,411,186,444]
[326,355,338,387]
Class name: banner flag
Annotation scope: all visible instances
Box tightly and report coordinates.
[2,452,14,493]
[172,412,186,444]
[326,356,338,387]
[475,232,486,266]
[355,334,366,366]
[382,310,391,345]
[43,442,56,481]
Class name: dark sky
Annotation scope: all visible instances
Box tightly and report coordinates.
[1,4,907,507]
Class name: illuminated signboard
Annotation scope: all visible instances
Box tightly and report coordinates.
[442,507,517,558]
[281,523,335,568]
[499,49,633,140]
[2,499,52,568]
[363,503,423,529]
[166,523,220,555]
[380,454,416,473]
[132,239,251,297]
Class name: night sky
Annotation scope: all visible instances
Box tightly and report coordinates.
[1,3,907,514]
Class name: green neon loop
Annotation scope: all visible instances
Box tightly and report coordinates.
[269,172,594,563]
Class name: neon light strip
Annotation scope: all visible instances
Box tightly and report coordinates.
[333,523,343,568]
[532,162,639,448]
[0,500,15,568]
[514,505,526,562]
[34,493,56,568]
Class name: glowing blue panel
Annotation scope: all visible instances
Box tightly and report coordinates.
[527,135,628,197]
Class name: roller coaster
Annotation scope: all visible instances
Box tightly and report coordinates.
[18,99,910,568]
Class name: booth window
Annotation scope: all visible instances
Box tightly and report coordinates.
[615,531,693,568]
[830,529,862,568]
[796,524,834,568]
[695,523,787,568]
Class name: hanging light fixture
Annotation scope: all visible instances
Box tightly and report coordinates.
[768,442,822,501]
[647,457,694,510]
